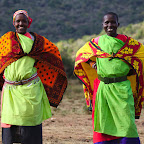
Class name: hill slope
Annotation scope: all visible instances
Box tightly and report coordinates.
[0,0,144,41]
[57,21,144,59]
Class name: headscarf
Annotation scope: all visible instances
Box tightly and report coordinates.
[13,10,33,28]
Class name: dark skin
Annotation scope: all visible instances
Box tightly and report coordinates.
[102,14,119,37]
[14,13,29,34]
[87,14,120,66]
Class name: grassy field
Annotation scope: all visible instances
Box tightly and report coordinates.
[0,79,144,144]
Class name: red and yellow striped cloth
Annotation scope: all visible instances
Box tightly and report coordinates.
[74,37,144,118]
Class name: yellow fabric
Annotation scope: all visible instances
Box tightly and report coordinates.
[0,32,12,58]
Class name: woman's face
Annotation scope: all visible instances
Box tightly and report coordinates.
[14,13,29,34]
[102,14,119,37]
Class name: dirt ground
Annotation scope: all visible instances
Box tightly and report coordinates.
[42,114,93,144]
[0,79,144,144]
[42,106,144,144]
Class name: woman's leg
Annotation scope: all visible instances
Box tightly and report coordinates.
[21,124,42,144]
[2,125,21,144]
[2,124,42,144]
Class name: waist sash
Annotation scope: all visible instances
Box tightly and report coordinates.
[98,75,127,84]
[4,73,38,86]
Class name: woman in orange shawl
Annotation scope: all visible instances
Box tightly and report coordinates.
[1,10,67,144]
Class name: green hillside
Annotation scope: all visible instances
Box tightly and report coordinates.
[0,0,144,42]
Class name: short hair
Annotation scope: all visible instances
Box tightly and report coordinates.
[104,12,119,21]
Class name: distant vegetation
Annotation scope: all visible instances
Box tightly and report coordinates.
[0,0,144,42]
[57,21,144,78]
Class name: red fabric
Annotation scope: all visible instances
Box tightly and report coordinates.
[115,34,128,43]
[24,32,32,39]
[94,34,127,45]
[92,78,120,143]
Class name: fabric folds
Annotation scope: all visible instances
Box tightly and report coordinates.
[0,31,67,107]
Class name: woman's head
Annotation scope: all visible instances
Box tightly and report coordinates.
[102,12,119,37]
[13,10,32,34]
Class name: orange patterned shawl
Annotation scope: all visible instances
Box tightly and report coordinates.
[0,31,67,107]
[74,37,144,118]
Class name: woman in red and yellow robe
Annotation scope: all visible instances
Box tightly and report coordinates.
[74,12,144,144]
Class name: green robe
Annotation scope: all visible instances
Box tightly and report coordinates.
[1,33,52,126]
[94,35,138,137]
